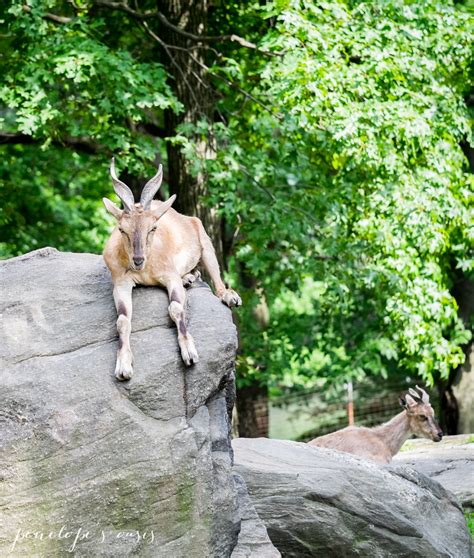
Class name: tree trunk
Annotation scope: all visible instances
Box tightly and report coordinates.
[235,267,270,437]
[447,110,474,433]
[440,91,474,434]
[451,274,474,434]
[236,384,269,438]
[156,3,272,438]
[157,0,224,267]
[434,272,474,435]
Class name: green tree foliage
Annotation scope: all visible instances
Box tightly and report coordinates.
[1,0,472,393]
[199,0,474,391]
[0,0,179,255]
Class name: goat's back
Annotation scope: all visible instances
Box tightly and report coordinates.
[308,426,391,464]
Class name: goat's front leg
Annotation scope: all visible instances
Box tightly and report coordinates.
[165,276,199,366]
[198,222,242,307]
[113,280,134,381]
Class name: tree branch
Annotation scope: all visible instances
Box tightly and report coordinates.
[93,0,282,56]
[0,132,36,145]
[21,5,73,24]
[138,20,203,112]
[0,132,103,155]
[0,122,168,152]
[181,49,283,120]
[136,122,167,138]
[93,0,157,19]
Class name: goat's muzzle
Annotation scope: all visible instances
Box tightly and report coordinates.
[434,430,443,442]
[132,256,145,270]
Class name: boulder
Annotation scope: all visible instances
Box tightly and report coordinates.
[233,437,472,558]
[0,248,244,557]
[231,473,281,558]
[394,435,474,510]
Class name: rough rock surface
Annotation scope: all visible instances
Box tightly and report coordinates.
[394,435,474,510]
[231,473,281,558]
[233,437,472,558]
[0,248,243,557]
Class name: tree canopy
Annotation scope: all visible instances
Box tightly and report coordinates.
[1,0,473,396]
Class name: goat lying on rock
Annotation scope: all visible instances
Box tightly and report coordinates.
[308,386,443,464]
[103,159,241,380]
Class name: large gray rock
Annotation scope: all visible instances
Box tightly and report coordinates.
[0,248,242,557]
[231,473,281,558]
[394,435,474,510]
[233,437,472,558]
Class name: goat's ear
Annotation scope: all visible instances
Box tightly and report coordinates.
[103,197,123,220]
[151,194,176,220]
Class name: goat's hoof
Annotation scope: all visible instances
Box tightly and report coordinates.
[115,368,133,381]
[184,354,199,366]
[115,362,134,381]
[220,289,242,308]
[182,348,199,367]
[182,269,201,288]
[180,338,199,367]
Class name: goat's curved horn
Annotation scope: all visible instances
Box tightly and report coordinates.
[415,385,430,404]
[405,394,418,407]
[110,158,134,212]
[408,388,422,403]
[140,164,163,210]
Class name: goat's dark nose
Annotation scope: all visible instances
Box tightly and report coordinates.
[133,256,144,267]
[437,431,443,439]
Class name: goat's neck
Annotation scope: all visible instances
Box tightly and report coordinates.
[373,411,411,457]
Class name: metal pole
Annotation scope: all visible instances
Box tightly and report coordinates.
[347,381,354,426]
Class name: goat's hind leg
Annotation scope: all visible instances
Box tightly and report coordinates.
[182,268,201,288]
[196,220,241,307]
[166,276,199,366]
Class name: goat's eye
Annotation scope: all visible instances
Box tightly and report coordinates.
[150,227,157,233]
[419,415,428,421]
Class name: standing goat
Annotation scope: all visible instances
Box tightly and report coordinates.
[308,386,443,464]
[103,159,241,380]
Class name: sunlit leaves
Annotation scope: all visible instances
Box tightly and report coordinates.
[204,0,473,389]
[1,3,180,154]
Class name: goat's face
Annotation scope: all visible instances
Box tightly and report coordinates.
[400,386,443,442]
[117,206,158,271]
[103,200,176,271]
[103,159,176,271]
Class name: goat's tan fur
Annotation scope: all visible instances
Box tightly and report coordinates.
[308,386,443,464]
[103,159,241,380]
